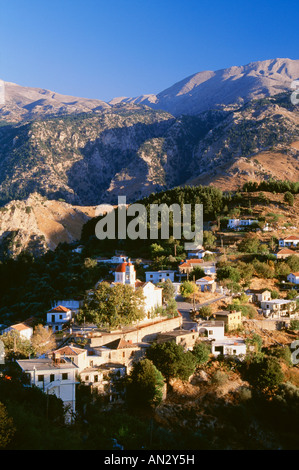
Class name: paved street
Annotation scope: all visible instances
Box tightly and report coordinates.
[175,293,227,330]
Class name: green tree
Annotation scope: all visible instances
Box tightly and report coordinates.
[180,281,197,298]
[126,359,165,408]
[289,319,299,331]
[0,331,33,359]
[165,298,178,316]
[203,231,216,249]
[271,290,280,299]
[0,402,15,449]
[238,235,261,253]
[217,265,240,283]
[157,278,175,303]
[284,191,294,206]
[245,333,263,354]
[246,356,284,392]
[189,267,205,280]
[146,342,197,381]
[287,289,297,300]
[197,305,212,319]
[78,282,145,329]
[287,255,299,272]
[192,341,211,365]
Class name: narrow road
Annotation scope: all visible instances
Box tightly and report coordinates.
[176,293,227,330]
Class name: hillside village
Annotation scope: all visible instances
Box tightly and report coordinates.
[1,185,299,449]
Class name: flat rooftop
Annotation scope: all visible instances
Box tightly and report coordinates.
[17,358,78,372]
[198,321,224,328]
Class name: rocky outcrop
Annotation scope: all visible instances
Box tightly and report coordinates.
[0,193,96,257]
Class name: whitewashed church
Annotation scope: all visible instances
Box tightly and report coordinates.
[113,260,163,316]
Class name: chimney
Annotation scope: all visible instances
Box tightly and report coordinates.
[53,352,61,364]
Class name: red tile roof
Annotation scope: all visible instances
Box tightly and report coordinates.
[277,248,296,254]
[11,323,31,331]
[53,345,85,356]
[115,262,132,272]
[49,305,70,313]
[179,259,203,268]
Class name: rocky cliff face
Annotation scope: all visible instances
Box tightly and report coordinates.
[0,193,96,257]
[0,93,297,207]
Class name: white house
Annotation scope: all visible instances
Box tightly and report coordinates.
[52,300,83,314]
[187,249,213,259]
[227,219,258,230]
[279,236,299,248]
[287,272,299,285]
[260,299,297,318]
[245,289,272,304]
[197,320,246,357]
[145,270,175,283]
[4,323,33,340]
[211,338,247,357]
[47,305,72,331]
[196,276,216,292]
[17,356,79,422]
[197,321,225,340]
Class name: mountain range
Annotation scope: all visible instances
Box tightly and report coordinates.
[109,58,299,116]
[1,58,298,121]
[0,57,298,253]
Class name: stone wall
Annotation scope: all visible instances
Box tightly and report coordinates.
[89,314,183,348]
[250,319,290,331]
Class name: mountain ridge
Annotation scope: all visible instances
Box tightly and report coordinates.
[1,58,298,122]
[109,58,299,115]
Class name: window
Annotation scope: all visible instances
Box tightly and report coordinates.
[85,375,89,381]
[38,375,44,382]
[122,351,126,358]
[62,373,68,380]
[59,315,63,320]
[50,374,55,382]
[94,375,98,383]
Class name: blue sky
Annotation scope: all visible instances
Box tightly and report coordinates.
[0,0,298,101]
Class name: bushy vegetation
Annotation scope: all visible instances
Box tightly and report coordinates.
[0,244,110,326]
[243,180,299,194]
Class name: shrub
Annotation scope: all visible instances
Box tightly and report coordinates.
[192,341,211,365]
[210,370,229,386]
